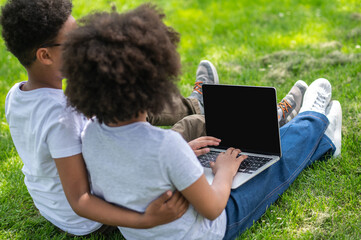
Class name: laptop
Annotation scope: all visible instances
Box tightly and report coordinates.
[198,84,282,189]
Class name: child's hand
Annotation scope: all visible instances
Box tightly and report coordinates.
[210,148,247,178]
[143,190,188,227]
[188,136,221,156]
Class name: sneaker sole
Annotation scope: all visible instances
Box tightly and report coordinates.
[325,100,342,157]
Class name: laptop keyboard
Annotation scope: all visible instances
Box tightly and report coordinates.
[198,151,273,174]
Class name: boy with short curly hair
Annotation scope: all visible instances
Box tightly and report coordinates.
[1,0,72,67]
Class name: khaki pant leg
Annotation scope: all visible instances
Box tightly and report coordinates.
[171,114,206,142]
[147,95,200,126]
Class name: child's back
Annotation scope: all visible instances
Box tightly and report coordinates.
[82,120,227,239]
[5,83,101,234]
[62,4,243,239]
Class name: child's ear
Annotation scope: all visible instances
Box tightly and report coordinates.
[35,48,53,65]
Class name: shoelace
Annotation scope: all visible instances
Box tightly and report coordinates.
[312,93,326,108]
[193,81,203,94]
[278,100,292,118]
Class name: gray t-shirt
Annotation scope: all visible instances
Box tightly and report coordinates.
[82,120,227,240]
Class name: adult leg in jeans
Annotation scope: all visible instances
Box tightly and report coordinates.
[223,111,335,240]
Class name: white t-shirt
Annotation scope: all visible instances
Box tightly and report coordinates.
[82,120,227,240]
[5,82,102,235]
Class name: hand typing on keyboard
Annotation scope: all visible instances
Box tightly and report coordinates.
[199,152,273,174]
[188,136,221,156]
[209,148,248,178]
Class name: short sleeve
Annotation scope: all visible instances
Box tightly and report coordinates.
[160,130,204,191]
[47,107,87,159]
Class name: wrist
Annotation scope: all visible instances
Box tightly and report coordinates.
[216,166,236,178]
[214,168,234,185]
[137,214,155,229]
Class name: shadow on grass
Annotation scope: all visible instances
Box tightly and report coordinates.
[260,49,361,84]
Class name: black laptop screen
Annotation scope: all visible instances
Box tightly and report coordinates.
[203,84,281,156]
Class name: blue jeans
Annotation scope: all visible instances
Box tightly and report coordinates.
[223,111,336,240]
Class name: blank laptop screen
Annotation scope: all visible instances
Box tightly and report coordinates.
[203,84,281,156]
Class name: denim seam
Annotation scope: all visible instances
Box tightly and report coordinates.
[226,114,328,230]
[299,113,329,125]
[323,135,336,153]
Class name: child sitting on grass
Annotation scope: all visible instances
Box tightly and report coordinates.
[1,0,197,235]
[63,3,341,239]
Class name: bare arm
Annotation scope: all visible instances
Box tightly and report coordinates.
[54,154,188,228]
[181,148,247,220]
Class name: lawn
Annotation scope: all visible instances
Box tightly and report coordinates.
[0,0,360,239]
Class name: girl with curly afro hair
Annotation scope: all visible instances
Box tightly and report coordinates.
[63,4,182,124]
[62,4,238,239]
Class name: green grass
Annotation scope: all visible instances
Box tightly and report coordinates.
[1,0,360,239]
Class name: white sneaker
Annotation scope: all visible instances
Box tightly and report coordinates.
[324,100,342,157]
[299,78,332,115]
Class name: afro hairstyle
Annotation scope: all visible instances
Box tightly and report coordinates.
[63,3,182,124]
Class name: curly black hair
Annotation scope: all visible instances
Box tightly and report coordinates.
[0,0,72,67]
[63,4,181,124]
